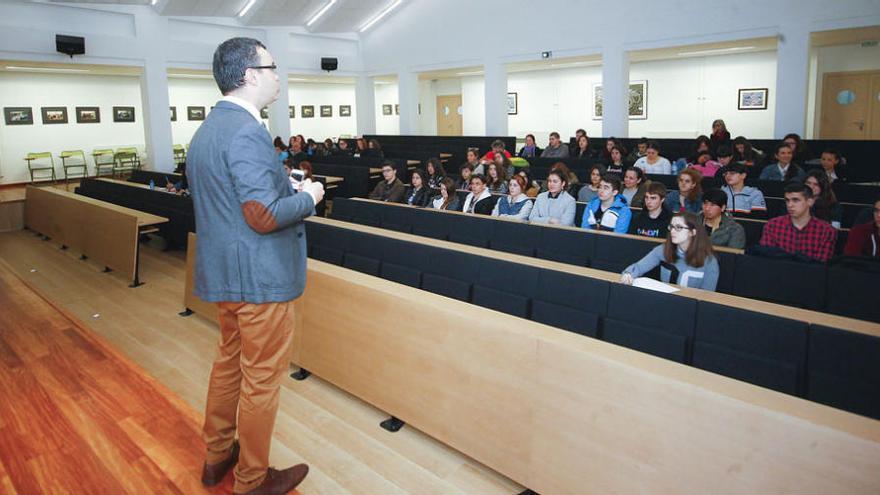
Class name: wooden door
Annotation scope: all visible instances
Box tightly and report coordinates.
[819,71,879,139]
[436,95,463,136]
[870,73,880,140]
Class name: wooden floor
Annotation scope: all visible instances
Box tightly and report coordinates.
[0,229,522,495]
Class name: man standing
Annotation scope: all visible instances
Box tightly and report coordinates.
[188,37,324,495]
[760,183,836,262]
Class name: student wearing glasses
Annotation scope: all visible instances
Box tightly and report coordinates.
[368,161,406,203]
[621,211,719,291]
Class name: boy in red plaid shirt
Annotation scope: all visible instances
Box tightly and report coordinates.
[759,182,837,262]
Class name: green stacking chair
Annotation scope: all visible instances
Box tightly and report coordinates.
[25,152,56,183]
[60,150,88,184]
[93,149,115,177]
[114,147,141,176]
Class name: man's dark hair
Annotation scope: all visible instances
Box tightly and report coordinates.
[637,137,649,146]
[645,181,668,199]
[822,148,841,161]
[549,131,560,139]
[716,145,732,158]
[213,37,266,95]
[702,188,728,208]
[491,139,505,150]
[784,182,813,199]
[470,173,487,184]
[380,160,395,170]
[600,173,622,193]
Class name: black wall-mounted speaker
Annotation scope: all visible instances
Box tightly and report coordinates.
[56,35,85,58]
[321,57,338,71]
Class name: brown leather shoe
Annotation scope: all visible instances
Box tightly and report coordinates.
[201,440,240,487]
[234,464,309,495]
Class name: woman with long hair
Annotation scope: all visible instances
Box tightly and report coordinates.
[621,211,719,291]
[731,136,763,168]
[486,162,509,194]
[404,169,432,207]
[664,168,703,214]
[805,169,842,229]
[430,177,461,211]
[577,163,606,203]
[425,158,447,189]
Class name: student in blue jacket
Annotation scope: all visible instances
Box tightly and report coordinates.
[582,173,632,233]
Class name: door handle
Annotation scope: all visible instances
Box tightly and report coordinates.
[853,120,865,131]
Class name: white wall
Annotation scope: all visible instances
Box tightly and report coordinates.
[0,72,144,184]
[418,78,463,135]
[168,77,221,148]
[374,83,399,134]
[808,43,880,137]
[461,76,485,135]
[288,82,357,141]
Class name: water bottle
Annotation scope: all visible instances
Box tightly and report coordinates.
[149,179,155,190]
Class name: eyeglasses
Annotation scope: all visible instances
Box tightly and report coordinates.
[247,64,277,71]
[668,224,692,232]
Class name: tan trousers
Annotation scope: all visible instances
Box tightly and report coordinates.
[203,300,295,494]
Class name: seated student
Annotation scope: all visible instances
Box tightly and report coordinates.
[805,169,842,229]
[491,175,534,221]
[759,183,837,262]
[622,211,719,291]
[621,167,648,208]
[405,169,432,207]
[516,168,540,198]
[783,133,810,166]
[626,137,649,166]
[518,134,543,158]
[572,134,596,160]
[605,145,627,174]
[577,164,606,203]
[665,168,703,214]
[722,163,767,216]
[843,197,880,259]
[759,143,806,181]
[333,137,353,156]
[540,132,570,158]
[699,188,746,249]
[430,178,461,211]
[486,162,509,194]
[819,148,845,183]
[464,149,484,176]
[689,146,726,178]
[709,119,731,153]
[732,135,764,169]
[354,137,367,157]
[288,137,308,166]
[529,170,576,226]
[457,163,474,190]
[461,174,497,215]
[273,137,289,165]
[582,173,632,233]
[628,182,671,238]
[368,161,406,203]
[634,141,672,175]
[425,158,446,189]
[540,162,580,195]
[361,138,385,159]
[481,139,512,162]
[601,137,624,163]
[493,152,516,182]
[165,163,189,195]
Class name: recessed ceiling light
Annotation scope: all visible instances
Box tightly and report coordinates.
[677,46,755,56]
[5,66,90,73]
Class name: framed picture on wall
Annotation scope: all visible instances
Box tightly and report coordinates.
[188,106,206,121]
[394,104,399,115]
[289,106,295,118]
[302,105,314,118]
[507,92,518,115]
[41,107,68,124]
[320,105,332,117]
[170,106,177,121]
[738,88,768,110]
[382,104,392,116]
[76,107,100,124]
[113,106,135,123]
[591,80,648,120]
[340,105,351,117]
[4,107,33,125]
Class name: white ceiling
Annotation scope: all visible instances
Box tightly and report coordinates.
[44,0,402,33]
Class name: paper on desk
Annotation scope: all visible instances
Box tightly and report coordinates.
[632,277,679,293]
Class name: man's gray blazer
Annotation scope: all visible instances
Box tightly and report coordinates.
[188,100,314,303]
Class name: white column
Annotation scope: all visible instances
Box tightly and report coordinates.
[601,43,630,138]
[355,74,376,135]
[774,25,811,138]
[397,70,419,135]
[136,14,174,172]
[483,59,508,136]
[266,29,291,141]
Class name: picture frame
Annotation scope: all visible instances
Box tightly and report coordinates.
[507,92,518,115]
[289,105,295,118]
[41,106,68,124]
[113,106,135,123]
[4,107,33,125]
[301,105,314,118]
[187,106,206,121]
[394,104,399,115]
[382,104,392,116]
[591,80,648,120]
[170,106,177,122]
[339,105,351,117]
[320,105,332,118]
[76,106,100,124]
[738,88,768,110]
[260,107,269,119]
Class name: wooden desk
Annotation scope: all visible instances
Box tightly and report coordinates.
[97,177,179,194]
[25,185,167,286]
[183,232,880,495]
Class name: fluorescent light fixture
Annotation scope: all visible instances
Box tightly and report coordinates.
[307,0,336,26]
[151,0,157,5]
[289,77,309,81]
[677,46,755,56]
[456,70,483,76]
[238,0,257,17]
[6,66,89,73]
[359,0,401,33]
[549,61,600,68]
